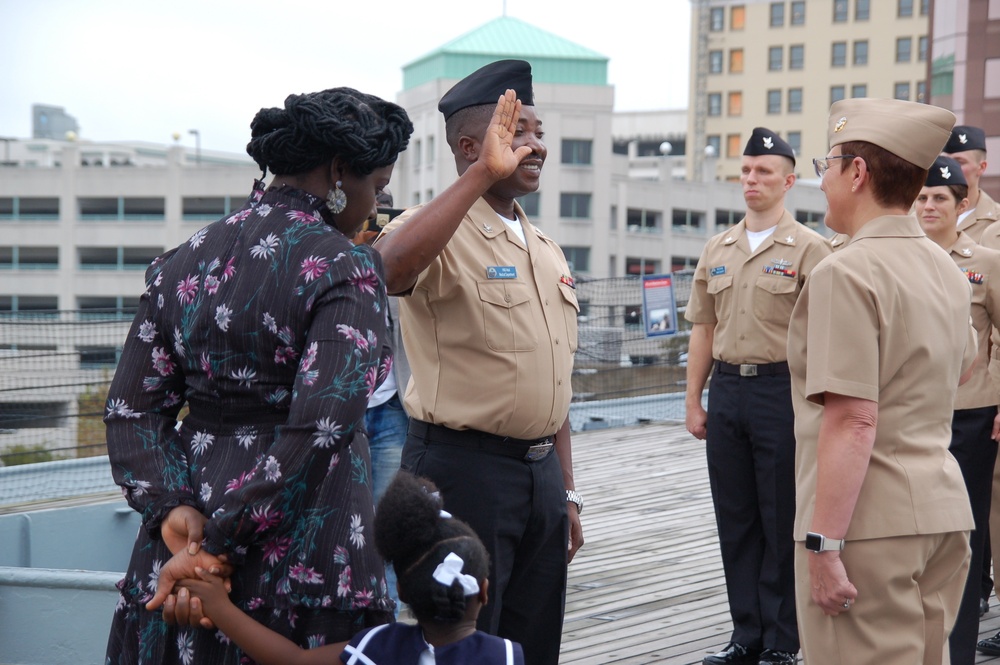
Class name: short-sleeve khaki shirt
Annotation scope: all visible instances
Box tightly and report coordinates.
[958,189,1000,243]
[685,211,831,364]
[947,232,1000,409]
[789,215,975,541]
[379,197,578,440]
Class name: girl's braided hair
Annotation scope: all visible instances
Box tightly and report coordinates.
[246,87,413,176]
[375,471,489,624]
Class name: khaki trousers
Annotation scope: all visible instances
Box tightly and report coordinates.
[795,531,970,665]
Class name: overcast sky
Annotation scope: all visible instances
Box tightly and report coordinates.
[0,0,692,155]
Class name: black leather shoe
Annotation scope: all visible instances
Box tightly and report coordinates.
[981,597,990,617]
[979,631,1000,656]
[703,643,762,665]
[759,649,797,664]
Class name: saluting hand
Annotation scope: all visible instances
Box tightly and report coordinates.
[478,89,533,182]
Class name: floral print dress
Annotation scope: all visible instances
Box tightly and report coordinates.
[105,182,394,665]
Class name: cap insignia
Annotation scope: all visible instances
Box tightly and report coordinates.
[763,136,774,150]
[940,166,952,180]
[834,117,847,133]
[959,133,968,145]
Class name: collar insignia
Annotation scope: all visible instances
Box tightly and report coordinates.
[962,248,973,256]
[483,223,493,233]
[834,117,847,133]
[785,235,795,244]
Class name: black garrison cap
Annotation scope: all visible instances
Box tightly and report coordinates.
[743,127,796,166]
[438,59,534,121]
[925,155,968,187]
[944,125,987,153]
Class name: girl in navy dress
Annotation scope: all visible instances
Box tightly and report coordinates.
[177,471,525,665]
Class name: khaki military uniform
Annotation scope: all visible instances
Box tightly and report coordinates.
[789,215,976,665]
[686,210,830,654]
[829,233,849,252]
[959,189,1000,243]
[380,197,578,665]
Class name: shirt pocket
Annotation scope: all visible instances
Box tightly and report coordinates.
[707,274,734,320]
[752,275,799,323]
[558,283,580,353]
[477,281,539,352]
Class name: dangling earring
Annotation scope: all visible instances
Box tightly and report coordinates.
[326,181,347,214]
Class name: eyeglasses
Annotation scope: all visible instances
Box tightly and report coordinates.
[813,155,858,178]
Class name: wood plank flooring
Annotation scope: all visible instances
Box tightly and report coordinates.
[561,421,1000,664]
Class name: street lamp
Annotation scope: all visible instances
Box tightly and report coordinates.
[188,129,201,165]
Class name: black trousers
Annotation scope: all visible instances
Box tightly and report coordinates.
[402,422,569,665]
[948,406,998,665]
[706,369,799,653]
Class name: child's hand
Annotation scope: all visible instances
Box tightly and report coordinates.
[175,567,233,628]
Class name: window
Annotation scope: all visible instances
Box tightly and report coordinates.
[77,296,140,320]
[0,295,58,318]
[729,49,744,73]
[834,0,848,22]
[710,50,723,74]
[767,89,782,114]
[427,136,435,162]
[728,92,743,116]
[791,1,805,24]
[920,0,928,14]
[672,209,705,232]
[182,196,242,221]
[894,82,911,100]
[731,5,746,29]
[726,134,742,158]
[706,135,722,158]
[710,6,724,31]
[625,258,659,277]
[560,193,591,219]
[561,247,591,273]
[788,88,803,113]
[770,2,785,26]
[0,197,59,221]
[853,40,868,66]
[786,131,802,156]
[517,192,540,217]
[896,37,912,63]
[832,42,847,67]
[795,210,826,227]
[856,0,870,20]
[769,46,784,71]
[79,197,164,221]
[852,84,868,98]
[672,256,698,272]
[79,246,162,271]
[0,246,59,270]
[708,93,722,116]
[561,139,593,165]
[831,85,846,104]
[789,44,804,69]
[413,139,421,168]
[626,209,662,234]
[715,210,742,228]
[898,0,913,16]
[917,80,927,103]
[919,36,928,61]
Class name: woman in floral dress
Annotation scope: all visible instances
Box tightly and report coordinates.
[104,87,413,664]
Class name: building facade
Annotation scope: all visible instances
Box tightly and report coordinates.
[687,0,931,181]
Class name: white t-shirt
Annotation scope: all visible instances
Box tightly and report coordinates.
[747,225,777,253]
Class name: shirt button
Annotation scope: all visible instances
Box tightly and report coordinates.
[504,295,511,302]
[742,283,748,289]
[740,335,745,340]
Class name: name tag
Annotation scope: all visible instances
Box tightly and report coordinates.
[487,266,517,279]
[710,266,726,276]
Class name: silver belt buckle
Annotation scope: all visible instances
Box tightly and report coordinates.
[739,364,758,377]
[524,440,553,461]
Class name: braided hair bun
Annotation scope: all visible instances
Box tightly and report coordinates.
[375,471,489,624]
[246,87,413,176]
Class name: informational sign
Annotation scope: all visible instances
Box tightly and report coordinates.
[642,274,678,337]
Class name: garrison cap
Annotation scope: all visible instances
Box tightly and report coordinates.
[925,155,968,187]
[944,125,987,154]
[827,98,955,169]
[438,59,534,121]
[744,127,796,166]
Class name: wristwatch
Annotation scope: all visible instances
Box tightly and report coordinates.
[805,531,845,552]
[565,489,584,515]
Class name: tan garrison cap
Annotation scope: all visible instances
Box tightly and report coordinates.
[827,98,955,169]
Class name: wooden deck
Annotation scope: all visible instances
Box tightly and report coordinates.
[561,421,1000,664]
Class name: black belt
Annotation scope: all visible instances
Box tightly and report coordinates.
[716,361,789,377]
[408,420,555,462]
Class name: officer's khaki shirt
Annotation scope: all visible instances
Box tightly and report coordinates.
[947,232,1000,410]
[789,215,976,541]
[380,198,578,440]
[685,211,831,364]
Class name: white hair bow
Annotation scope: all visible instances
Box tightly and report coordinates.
[432,552,480,595]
